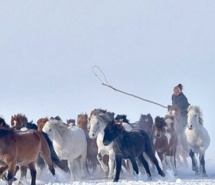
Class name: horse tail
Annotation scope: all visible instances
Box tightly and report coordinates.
[42,132,69,173]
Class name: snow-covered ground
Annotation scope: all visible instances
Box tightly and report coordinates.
[1,157,214,185]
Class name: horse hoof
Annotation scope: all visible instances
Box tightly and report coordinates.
[108,174,114,179]
[202,173,208,177]
[113,179,119,182]
[159,171,165,177]
[195,171,200,175]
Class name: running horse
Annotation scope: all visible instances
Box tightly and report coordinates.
[77,113,98,176]
[152,116,177,175]
[185,105,210,176]
[0,118,55,185]
[103,120,165,182]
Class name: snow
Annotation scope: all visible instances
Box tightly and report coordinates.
[1,158,214,185]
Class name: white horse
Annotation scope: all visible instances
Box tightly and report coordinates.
[88,109,132,178]
[42,116,87,181]
[184,105,210,176]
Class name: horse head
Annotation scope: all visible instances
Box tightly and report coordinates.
[77,113,88,130]
[138,113,153,135]
[42,116,64,140]
[103,120,124,146]
[115,114,129,124]
[37,117,49,132]
[88,109,114,139]
[11,114,28,130]
[153,116,166,138]
[164,114,175,131]
[187,105,203,130]
[66,119,76,126]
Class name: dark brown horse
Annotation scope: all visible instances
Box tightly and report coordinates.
[77,113,98,176]
[0,117,10,129]
[0,126,55,185]
[103,120,165,182]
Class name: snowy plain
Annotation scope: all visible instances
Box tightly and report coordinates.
[1,156,214,185]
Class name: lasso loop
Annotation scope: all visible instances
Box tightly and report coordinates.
[92,65,109,85]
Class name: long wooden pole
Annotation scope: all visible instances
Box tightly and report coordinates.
[92,66,167,109]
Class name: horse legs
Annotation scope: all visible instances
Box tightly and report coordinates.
[6,161,16,185]
[108,149,115,179]
[138,155,151,178]
[199,153,207,177]
[189,150,198,174]
[68,159,76,181]
[18,166,28,185]
[79,151,87,179]
[145,150,165,177]
[40,150,55,176]
[113,155,122,182]
[97,150,108,173]
[28,162,37,185]
[129,157,139,175]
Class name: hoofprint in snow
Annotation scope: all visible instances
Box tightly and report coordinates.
[1,158,214,185]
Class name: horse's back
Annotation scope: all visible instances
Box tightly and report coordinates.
[66,126,87,158]
[15,130,43,165]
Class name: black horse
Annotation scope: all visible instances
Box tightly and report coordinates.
[103,120,165,182]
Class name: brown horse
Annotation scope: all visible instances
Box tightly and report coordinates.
[11,114,28,130]
[11,115,69,174]
[37,117,49,132]
[153,116,177,175]
[77,113,98,176]
[0,126,55,185]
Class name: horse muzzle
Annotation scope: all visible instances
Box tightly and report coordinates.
[89,132,96,139]
[187,125,193,130]
[103,140,110,146]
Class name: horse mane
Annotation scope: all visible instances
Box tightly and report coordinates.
[37,117,49,124]
[77,113,88,121]
[187,105,203,125]
[0,117,10,128]
[12,113,28,124]
[0,127,14,139]
[115,114,130,124]
[90,108,107,117]
[51,117,69,134]
[154,116,166,128]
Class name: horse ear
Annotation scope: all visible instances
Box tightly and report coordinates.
[187,105,192,112]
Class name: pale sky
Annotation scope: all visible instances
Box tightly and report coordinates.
[1,1,215,154]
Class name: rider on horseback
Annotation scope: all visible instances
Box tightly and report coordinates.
[170,83,190,127]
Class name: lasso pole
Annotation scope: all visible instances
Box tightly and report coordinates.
[92,65,167,109]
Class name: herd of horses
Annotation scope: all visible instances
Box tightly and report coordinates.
[0,104,211,184]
